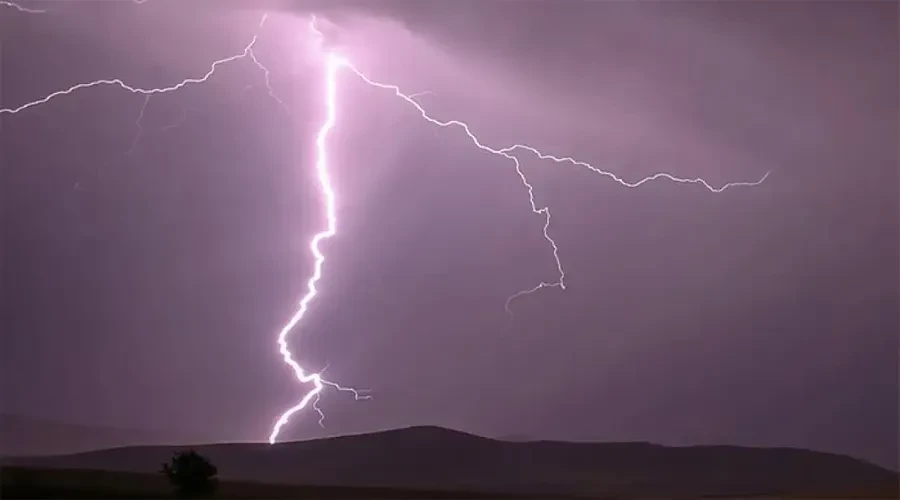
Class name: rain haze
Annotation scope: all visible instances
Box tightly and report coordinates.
[1,0,897,473]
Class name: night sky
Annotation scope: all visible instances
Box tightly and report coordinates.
[2,0,897,469]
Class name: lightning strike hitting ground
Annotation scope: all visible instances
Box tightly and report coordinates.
[1,8,769,446]
[267,51,372,445]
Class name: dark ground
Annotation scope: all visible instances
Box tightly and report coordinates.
[1,466,550,499]
[2,426,897,499]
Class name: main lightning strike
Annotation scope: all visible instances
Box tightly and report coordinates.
[267,51,370,445]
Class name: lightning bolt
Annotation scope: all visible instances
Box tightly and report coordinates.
[267,50,372,445]
[1,8,769,446]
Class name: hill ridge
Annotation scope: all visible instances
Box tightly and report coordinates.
[4,424,896,498]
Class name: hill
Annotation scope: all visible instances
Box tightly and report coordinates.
[4,425,898,498]
[0,413,197,458]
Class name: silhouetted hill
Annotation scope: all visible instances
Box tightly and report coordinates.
[0,414,196,458]
[4,425,897,497]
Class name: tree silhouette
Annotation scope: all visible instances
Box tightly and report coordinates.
[160,449,219,498]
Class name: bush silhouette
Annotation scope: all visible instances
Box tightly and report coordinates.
[161,449,219,498]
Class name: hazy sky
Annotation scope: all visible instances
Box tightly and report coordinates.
[1,0,897,469]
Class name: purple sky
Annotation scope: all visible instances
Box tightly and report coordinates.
[1,0,897,469]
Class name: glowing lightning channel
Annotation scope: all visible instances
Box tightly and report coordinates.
[267,51,370,445]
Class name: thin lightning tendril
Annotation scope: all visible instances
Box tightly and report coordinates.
[248,48,287,112]
[0,9,769,446]
[160,106,188,132]
[0,14,270,116]
[0,1,45,14]
[127,95,151,155]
